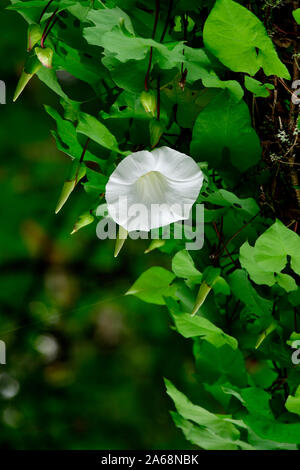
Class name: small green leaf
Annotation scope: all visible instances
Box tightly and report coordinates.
[169,310,237,349]
[293,8,300,24]
[77,112,121,153]
[240,219,300,290]
[286,386,300,416]
[244,76,274,98]
[27,24,42,51]
[172,250,202,283]
[126,267,176,305]
[35,47,53,69]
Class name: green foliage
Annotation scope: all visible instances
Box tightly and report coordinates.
[8,0,300,451]
[293,8,300,24]
[240,219,300,291]
[203,0,290,78]
[191,91,261,172]
[286,386,300,416]
[165,379,252,450]
[244,76,274,98]
[126,267,176,305]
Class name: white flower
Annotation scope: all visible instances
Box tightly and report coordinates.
[105,146,204,232]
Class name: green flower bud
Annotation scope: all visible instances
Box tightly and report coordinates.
[55,161,86,214]
[71,211,95,235]
[114,225,128,257]
[149,120,164,148]
[13,54,42,102]
[27,24,43,51]
[191,267,220,316]
[140,91,156,116]
[35,47,54,69]
[144,239,166,254]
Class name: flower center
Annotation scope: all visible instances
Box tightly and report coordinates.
[135,171,168,204]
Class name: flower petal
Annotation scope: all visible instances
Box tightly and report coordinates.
[105,147,203,232]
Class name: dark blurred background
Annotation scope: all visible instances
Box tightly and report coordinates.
[0,2,195,450]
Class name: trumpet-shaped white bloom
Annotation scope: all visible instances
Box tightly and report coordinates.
[105,146,204,232]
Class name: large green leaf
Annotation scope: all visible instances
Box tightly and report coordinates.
[203,0,290,78]
[84,8,184,69]
[191,90,261,171]
[240,219,300,291]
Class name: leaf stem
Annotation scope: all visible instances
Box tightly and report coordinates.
[38,0,55,23]
[215,211,260,258]
[79,138,90,165]
[156,75,161,120]
[212,221,237,266]
[160,0,174,42]
[144,0,160,91]
[41,8,58,48]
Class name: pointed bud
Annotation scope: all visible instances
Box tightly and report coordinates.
[114,225,128,257]
[13,54,42,102]
[149,120,164,148]
[144,239,166,254]
[191,267,220,316]
[255,321,277,349]
[13,72,33,102]
[55,180,76,215]
[55,161,86,214]
[27,24,43,51]
[191,282,212,316]
[140,91,156,116]
[71,211,94,235]
[35,47,53,69]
